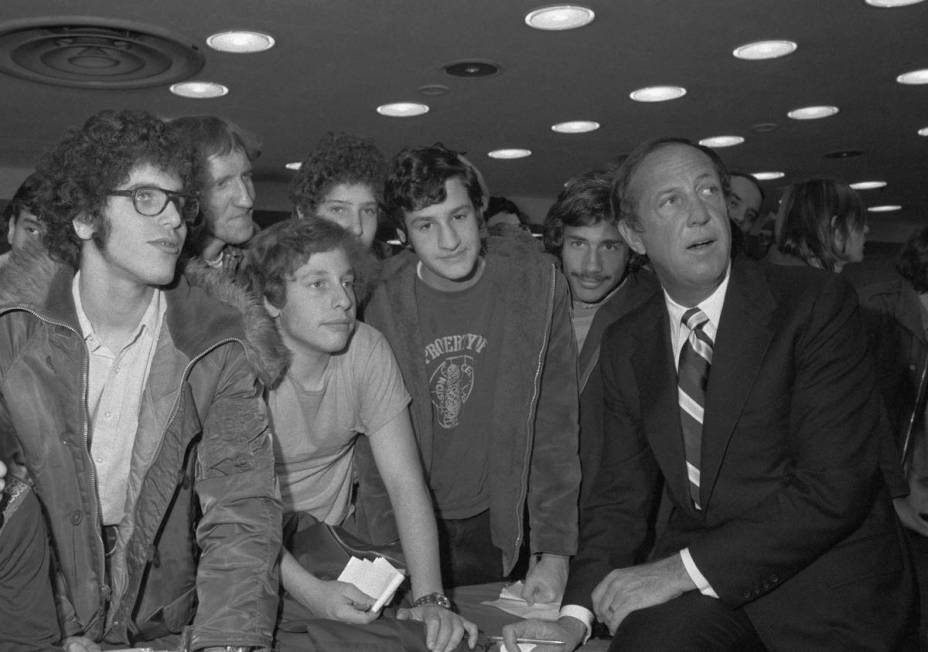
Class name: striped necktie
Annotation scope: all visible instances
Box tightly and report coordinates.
[678,308,713,510]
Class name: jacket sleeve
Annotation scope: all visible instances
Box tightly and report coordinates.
[528,271,581,557]
[689,276,884,607]
[189,344,282,650]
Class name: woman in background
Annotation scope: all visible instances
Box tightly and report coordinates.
[766,178,869,273]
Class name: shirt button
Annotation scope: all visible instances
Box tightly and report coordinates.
[105,411,113,419]
[70,510,82,525]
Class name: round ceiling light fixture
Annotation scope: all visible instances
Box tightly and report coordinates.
[285,162,301,171]
[376,102,430,117]
[487,148,532,159]
[698,135,745,148]
[849,180,887,190]
[868,205,902,212]
[418,83,449,96]
[787,105,839,120]
[919,126,928,136]
[551,120,600,133]
[752,171,785,181]
[866,0,924,6]
[897,68,928,84]
[206,30,275,53]
[629,85,687,102]
[170,80,228,98]
[525,5,595,30]
[732,40,798,60]
[443,60,500,78]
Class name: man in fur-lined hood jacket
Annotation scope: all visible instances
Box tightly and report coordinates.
[0,110,286,652]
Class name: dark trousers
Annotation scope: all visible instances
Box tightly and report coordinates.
[436,510,505,588]
[608,592,766,652]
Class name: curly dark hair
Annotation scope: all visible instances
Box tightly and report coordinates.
[897,226,928,293]
[384,143,487,232]
[244,217,375,310]
[289,132,387,219]
[35,109,194,268]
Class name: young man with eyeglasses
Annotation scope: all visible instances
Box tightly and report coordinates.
[0,109,285,651]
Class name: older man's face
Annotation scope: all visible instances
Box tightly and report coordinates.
[728,175,762,231]
[619,143,730,306]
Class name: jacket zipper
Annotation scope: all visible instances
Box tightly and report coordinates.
[107,337,242,624]
[511,267,556,560]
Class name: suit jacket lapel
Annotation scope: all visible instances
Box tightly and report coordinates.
[700,261,777,509]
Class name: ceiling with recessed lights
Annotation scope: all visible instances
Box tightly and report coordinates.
[0,0,927,241]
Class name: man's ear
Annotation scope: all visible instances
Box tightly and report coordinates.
[6,215,15,246]
[72,214,94,242]
[263,296,281,318]
[395,228,407,246]
[618,220,647,256]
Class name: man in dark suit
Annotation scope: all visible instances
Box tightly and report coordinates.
[503,138,916,651]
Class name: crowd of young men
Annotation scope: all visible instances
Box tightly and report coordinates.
[0,109,918,652]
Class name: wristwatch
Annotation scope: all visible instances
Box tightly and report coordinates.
[412,592,453,610]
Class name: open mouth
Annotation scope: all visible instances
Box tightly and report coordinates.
[687,238,715,251]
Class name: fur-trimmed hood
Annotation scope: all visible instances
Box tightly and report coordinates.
[0,244,289,388]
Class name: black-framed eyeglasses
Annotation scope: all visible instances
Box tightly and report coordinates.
[107,186,200,223]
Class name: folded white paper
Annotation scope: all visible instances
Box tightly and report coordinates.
[337,555,406,612]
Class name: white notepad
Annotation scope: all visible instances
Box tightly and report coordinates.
[337,555,406,612]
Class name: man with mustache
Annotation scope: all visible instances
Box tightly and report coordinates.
[542,170,658,509]
[504,138,916,651]
[0,109,283,651]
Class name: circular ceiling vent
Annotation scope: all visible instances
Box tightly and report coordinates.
[0,18,203,89]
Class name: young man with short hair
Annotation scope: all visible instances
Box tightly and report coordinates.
[0,171,45,266]
[365,144,580,604]
[245,218,476,652]
[169,115,260,276]
[543,169,658,507]
[0,109,284,651]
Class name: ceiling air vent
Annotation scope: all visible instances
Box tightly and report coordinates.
[0,18,203,89]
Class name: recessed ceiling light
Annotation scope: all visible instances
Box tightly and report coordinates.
[418,84,450,96]
[868,205,902,212]
[487,148,532,159]
[787,105,839,120]
[897,68,928,84]
[169,81,228,98]
[629,85,687,102]
[376,102,430,117]
[206,30,275,53]
[919,126,928,136]
[443,60,500,78]
[698,135,744,148]
[866,0,924,6]
[849,180,887,190]
[525,5,595,30]
[752,171,785,181]
[732,40,798,60]
[285,162,301,171]
[551,120,600,134]
[824,149,864,159]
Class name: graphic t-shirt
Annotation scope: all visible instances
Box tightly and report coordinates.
[416,260,505,519]
[269,322,410,522]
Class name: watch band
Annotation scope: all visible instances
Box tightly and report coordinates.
[412,592,452,610]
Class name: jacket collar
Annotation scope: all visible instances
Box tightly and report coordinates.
[0,245,288,387]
